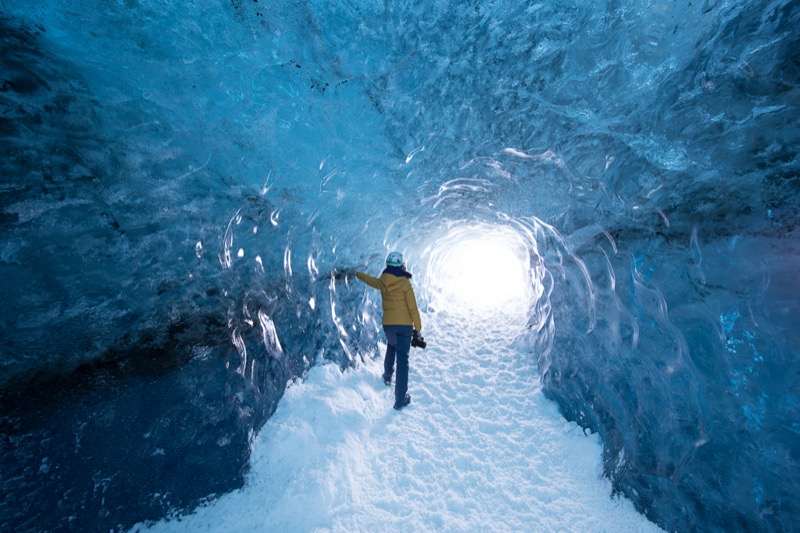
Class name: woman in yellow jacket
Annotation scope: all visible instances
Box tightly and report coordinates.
[356,251,422,411]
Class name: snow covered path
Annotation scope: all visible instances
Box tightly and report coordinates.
[140,314,662,532]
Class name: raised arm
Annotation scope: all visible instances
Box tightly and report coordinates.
[355,271,382,290]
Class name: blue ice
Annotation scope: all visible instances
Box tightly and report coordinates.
[0,1,798,531]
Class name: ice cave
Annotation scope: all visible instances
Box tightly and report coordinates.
[1,1,798,531]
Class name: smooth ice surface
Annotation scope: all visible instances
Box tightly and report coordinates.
[1,0,799,531]
[139,314,661,532]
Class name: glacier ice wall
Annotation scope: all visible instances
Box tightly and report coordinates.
[1,1,799,531]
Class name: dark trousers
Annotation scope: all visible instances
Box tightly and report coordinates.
[383,325,413,404]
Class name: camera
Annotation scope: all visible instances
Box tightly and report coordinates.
[411,330,427,349]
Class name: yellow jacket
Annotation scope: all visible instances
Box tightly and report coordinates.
[356,270,422,331]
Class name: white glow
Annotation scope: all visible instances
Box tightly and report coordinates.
[425,224,532,313]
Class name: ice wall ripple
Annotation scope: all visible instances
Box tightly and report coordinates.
[0,5,378,531]
[1,0,799,531]
[533,224,713,531]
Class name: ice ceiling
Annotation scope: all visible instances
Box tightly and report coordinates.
[0,1,798,531]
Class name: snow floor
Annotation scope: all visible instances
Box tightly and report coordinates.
[138,313,662,532]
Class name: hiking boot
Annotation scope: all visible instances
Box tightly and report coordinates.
[393,394,411,411]
[382,373,392,386]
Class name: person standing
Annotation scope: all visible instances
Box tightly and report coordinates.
[356,251,422,411]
